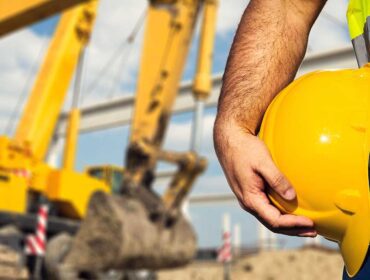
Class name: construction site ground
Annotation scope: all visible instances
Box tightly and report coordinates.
[0,245,343,279]
[0,244,28,279]
[158,247,343,280]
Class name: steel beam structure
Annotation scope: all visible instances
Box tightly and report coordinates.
[56,47,356,136]
[188,193,236,204]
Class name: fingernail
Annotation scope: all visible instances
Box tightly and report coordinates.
[299,231,317,237]
[283,188,296,200]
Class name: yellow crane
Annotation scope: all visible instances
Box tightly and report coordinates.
[0,0,218,275]
[0,0,108,219]
[0,0,93,36]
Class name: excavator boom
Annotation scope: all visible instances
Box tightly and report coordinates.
[127,0,202,187]
[57,0,218,275]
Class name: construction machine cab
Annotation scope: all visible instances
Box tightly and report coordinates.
[86,165,124,194]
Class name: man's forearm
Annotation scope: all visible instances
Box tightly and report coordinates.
[217,0,326,134]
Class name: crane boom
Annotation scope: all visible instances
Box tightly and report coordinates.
[0,0,94,37]
[14,1,97,161]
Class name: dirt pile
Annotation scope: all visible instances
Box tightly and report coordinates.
[0,226,28,279]
[62,191,196,274]
[158,247,344,280]
[0,244,28,279]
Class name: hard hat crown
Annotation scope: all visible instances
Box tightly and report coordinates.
[260,65,370,277]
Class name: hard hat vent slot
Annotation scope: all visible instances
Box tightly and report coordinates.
[334,190,361,214]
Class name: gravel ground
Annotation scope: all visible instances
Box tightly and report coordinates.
[0,244,28,279]
[158,247,344,280]
[0,245,344,279]
[0,226,28,279]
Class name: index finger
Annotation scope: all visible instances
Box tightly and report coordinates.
[251,193,315,234]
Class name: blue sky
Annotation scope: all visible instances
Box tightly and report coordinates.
[0,0,351,249]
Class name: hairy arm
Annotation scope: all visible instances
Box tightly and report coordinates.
[218,0,325,132]
[214,0,326,235]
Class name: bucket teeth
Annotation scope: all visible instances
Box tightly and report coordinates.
[47,191,197,277]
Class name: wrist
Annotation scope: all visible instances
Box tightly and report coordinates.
[214,112,257,136]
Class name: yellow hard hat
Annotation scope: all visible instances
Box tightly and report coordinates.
[259,64,370,277]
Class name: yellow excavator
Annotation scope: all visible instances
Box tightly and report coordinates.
[0,0,218,277]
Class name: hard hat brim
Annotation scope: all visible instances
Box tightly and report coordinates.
[340,183,370,277]
[342,97,370,276]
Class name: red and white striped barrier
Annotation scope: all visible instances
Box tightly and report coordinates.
[218,231,232,262]
[218,213,232,263]
[25,204,49,256]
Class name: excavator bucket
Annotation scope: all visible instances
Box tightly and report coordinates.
[46,190,196,278]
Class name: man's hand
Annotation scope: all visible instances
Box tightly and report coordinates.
[214,119,317,237]
[213,0,325,237]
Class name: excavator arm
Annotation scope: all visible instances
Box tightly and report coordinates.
[126,0,203,188]
[126,0,217,220]
[126,0,218,217]
[57,0,218,274]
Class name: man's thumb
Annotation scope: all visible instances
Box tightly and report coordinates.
[258,158,296,201]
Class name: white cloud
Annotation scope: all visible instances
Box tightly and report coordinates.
[0,29,49,134]
[308,0,350,52]
[192,173,230,194]
[80,0,146,105]
[164,113,216,154]
[216,0,249,35]
[83,0,252,105]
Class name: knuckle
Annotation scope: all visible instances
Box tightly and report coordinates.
[270,173,285,189]
[253,157,262,170]
[254,157,266,171]
[241,194,253,210]
[238,197,254,214]
[256,214,280,233]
